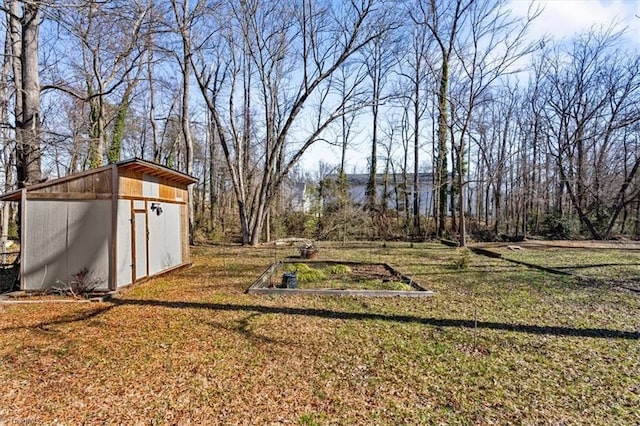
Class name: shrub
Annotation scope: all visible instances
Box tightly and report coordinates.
[282,263,326,282]
[325,264,351,275]
[52,268,100,298]
[539,213,575,240]
[387,281,414,291]
[468,222,496,242]
[275,212,319,240]
[450,248,472,270]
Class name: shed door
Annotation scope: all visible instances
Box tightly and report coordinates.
[134,211,148,280]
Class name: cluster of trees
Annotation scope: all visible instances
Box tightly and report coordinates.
[0,0,639,245]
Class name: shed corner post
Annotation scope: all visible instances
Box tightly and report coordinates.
[19,188,27,290]
[109,164,119,291]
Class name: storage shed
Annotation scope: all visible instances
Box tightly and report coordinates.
[0,159,197,292]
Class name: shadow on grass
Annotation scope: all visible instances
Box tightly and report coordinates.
[4,298,638,341]
[402,262,520,270]
[204,312,297,346]
[553,263,640,270]
[405,267,525,276]
[0,305,115,333]
[107,298,639,340]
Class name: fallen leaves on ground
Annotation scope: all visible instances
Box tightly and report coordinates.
[0,242,638,424]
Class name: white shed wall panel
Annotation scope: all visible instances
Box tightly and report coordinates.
[116,200,133,288]
[24,200,111,291]
[148,202,182,275]
[134,212,148,279]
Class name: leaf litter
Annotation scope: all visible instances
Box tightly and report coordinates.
[0,242,638,424]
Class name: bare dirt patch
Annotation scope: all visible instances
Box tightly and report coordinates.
[348,263,395,281]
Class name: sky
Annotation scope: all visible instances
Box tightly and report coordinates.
[298,0,640,175]
[510,0,640,42]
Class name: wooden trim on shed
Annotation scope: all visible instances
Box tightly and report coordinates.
[118,195,187,205]
[116,159,197,185]
[0,189,22,202]
[129,200,136,283]
[0,159,196,202]
[181,204,190,263]
[25,192,112,200]
[109,165,118,291]
[19,188,26,290]
[145,200,150,278]
[9,165,113,199]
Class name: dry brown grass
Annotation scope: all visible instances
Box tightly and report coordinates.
[0,242,638,424]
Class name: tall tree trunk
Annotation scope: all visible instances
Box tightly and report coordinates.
[412,69,420,237]
[208,112,218,233]
[87,93,105,168]
[450,128,457,234]
[146,6,160,163]
[435,58,449,237]
[402,107,410,231]
[107,94,131,164]
[172,0,195,244]
[367,89,378,210]
[182,61,194,244]
[1,28,13,243]
[8,0,23,182]
[14,0,41,186]
[457,145,465,246]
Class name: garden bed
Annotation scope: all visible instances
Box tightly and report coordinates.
[248,260,434,297]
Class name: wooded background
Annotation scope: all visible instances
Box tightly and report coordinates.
[1,0,639,245]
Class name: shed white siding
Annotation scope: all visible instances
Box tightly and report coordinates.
[116,200,133,288]
[24,200,111,291]
[148,202,182,275]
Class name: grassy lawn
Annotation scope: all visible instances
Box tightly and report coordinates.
[493,245,640,282]
[0,242,638,424]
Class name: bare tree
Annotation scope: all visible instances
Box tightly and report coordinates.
[541,29,640,239]
[168,0,205,243]
[472,86,519,238]
[46,1,149,168]
[414,0,471,238]
[396,13,431,237]
[5,0,42,187]
[415,0,538,245]
[362,18,397,212]
[193,0,381,245]
[1,12,15,242]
